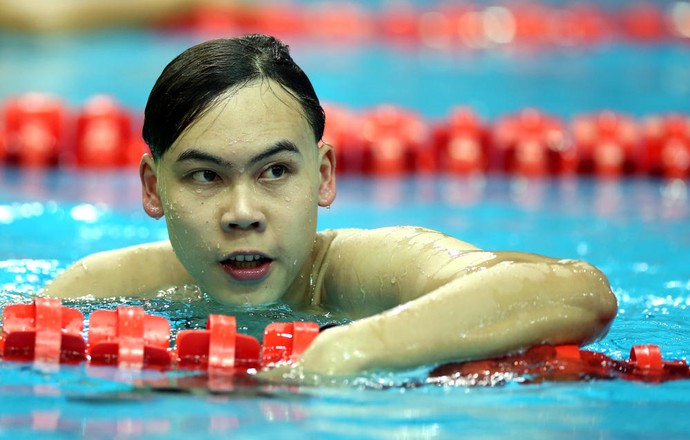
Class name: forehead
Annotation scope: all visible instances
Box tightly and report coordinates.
[169,80,315,155]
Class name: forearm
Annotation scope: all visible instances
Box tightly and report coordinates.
[297,259,617,375]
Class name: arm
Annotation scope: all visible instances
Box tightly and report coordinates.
[291,227,618,375]
[42,240,194,298]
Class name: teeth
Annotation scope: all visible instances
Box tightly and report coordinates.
[230,254,262,262]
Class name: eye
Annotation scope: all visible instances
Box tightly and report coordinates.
[261,164,288,180]
[190,170,219,183]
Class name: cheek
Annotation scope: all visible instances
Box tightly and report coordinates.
[162,195,218,248]
[163,189,212,222]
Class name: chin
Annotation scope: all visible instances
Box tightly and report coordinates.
[205,284,283,306]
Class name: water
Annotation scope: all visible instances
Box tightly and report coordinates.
[1,170,690,437]
[2,4,690,437]
[2,32,690,119]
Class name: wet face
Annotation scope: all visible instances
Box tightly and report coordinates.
[140,80,335,304]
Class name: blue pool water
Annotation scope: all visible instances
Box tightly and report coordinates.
[2,8,690,439]
[2,171,690,438]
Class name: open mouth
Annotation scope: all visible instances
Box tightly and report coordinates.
[226,254,269,268]
[220,253,273,281]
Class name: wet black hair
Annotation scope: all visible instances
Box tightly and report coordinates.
[142,34,325,159]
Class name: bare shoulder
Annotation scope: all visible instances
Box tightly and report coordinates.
[43,241,194,299]
[326,226,480,251]
[318,227,483,316]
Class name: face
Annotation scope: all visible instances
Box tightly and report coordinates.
[140,80,336,305]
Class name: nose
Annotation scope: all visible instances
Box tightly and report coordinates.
[220,186,266,233]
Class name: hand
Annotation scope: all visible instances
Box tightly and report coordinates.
[257,323,380,384]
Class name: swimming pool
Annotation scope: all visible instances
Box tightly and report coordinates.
[2,171,690,437]
[2,3,690,438]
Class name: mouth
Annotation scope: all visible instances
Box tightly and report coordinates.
[220,252,274,282]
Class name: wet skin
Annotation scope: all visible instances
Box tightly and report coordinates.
[139,79,336,305]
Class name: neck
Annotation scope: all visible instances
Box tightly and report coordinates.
[281,235,325,309]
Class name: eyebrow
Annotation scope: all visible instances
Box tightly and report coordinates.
[175,140,302,169]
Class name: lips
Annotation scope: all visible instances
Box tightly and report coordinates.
[220,252,273,282]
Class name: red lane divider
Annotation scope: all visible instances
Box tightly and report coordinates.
[2,300,689,385]
[0,93,148,170]
[428,343,690,386]
[432,107,490,175]
[88,306,171,370]
[1,93,689,179]
[0,299,319,373]
[3,94,69,168]
[262,321,319,367]
[75,95,143,168]
[155,2,690,48]
[0,298,86,364]
[176,314,261,373]
[491,108,566,176]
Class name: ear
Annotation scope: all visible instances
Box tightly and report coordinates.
[317,143,337,207]
[139,154,164,219]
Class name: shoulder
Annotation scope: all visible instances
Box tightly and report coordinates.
[320,226,480,252]
[314,227,482,315]
[43,240,193,299]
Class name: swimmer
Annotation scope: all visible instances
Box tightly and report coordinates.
[43,34,618,377]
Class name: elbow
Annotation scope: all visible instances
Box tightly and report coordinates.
[569,260,618,343]
[585,261,617,321]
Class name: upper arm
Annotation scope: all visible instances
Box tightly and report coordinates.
[42,241,194,299]
[322,227,488,317]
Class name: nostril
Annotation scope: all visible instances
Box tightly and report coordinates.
[224,220,264,232]
[220,205,266,232]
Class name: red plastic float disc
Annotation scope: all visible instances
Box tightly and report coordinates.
[630,344,663,370]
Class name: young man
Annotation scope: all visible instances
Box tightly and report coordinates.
[43,35,617,377]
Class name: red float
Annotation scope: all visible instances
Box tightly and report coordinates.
[641,114,690,179]
[1,298,85,364]
[87,306,171,370]
[176,4,239,36]
[262,321,319,366]
[0,299,319,373]
[74,95,134,168]
[571,111,639,177]
[0,94,688,180]
[250,4,305,38]
[428,343,690,386]
[510,3,551,45]
[0,125,6,164]
[380,4,422,42]
[306,2,375,41]
[433,107,489,174]
[323,103,365,174]
[3,93,70,167]
[176,314,260,373]
[550,4,611,47]
[620,2,668,42]
[491,108,566,176]
[2,300,690,386]
[361,105,432,175]
[151,1,689,47]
